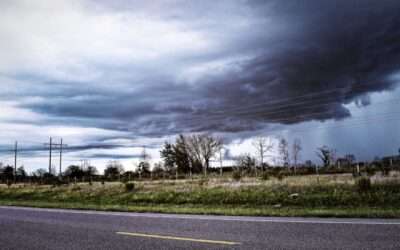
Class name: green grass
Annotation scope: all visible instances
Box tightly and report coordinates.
[0,200,398,218]
[0,175,399,218]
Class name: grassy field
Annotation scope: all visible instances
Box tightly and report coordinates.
[0,173,399,218]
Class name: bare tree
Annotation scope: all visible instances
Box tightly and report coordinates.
[236,153,256,173]
[292,138,302,174]
[141,146,151,163]
[185,133,222,176]
[344,154,356,168]
[316,146,331,167]
[278,138,290,170]
[252,136,274,174]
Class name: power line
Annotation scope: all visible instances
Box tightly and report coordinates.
[140,96,400,128]
[206,81,392,114]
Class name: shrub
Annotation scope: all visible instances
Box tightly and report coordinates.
[232,170,242,181]
[356,177,371,193]
[381,166,391,176]
[276,172,285,181]
[260,172,270,181]
[125,182,135,192]
[352,170,361,178]
[366,167,376,177]
[198,178,208,186]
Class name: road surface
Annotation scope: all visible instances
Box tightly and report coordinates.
[0,206,399,249]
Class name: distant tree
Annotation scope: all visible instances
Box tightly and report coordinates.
[86,166,98,176]
[173,135,194,174]
[104,161,124,181]
[236,154,256,173]
[278,138,290,169]
[65,165,84,179]
[305,160,314,168]
[140,146,151,162]
[2,166,14,182]
[123,170,136,182]
[316,146,332,167]
[292,139,302,174]
[185,133,222,176]
[16,166,27,181]
[137,161,150,178]
[160,142,176,171]
[252,136,274,173]
[33,168,47,178]
[152,162,165,178]
[83,165,97,183]
[344,154,356,168]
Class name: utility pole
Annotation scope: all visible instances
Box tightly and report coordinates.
[59,138,63,178]
[45,137,67,176]
[14,141,18,183]
[219,148,223,177]
[49,137,52,175]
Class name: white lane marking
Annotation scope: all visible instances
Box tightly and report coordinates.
[1,206,400,225]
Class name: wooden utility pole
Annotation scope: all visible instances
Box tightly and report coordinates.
[59,138,63,177]
[49,137,52,174]
[219,148,223,177]
[14,141,17,183]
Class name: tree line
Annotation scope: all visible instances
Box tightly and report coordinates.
[0,133,398,185]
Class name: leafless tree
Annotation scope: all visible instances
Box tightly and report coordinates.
[316,146,332,167]
[278,138,290,170]
[292,138,302,174]
[252,136,274,174]
[141,146,151,162]
[235,153,256,172]
[185,133,222,176]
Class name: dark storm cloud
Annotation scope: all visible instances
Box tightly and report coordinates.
[198,0,400,128]
[15,0,400,137]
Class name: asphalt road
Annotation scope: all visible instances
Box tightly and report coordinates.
[0,206,399,249]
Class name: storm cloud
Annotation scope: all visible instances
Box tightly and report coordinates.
[1,0,400,168]
[5,0,397,136]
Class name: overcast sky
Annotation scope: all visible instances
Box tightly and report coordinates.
[1,0,400,173]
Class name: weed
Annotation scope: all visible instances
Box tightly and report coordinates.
[356,177,371,193]
[276,172,285,181]
[125,182,135,192]
[260,172,270,181]
[232,170,242,181]
[198,178,208,187]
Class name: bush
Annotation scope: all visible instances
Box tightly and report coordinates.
[125,182,135,192]
[71,185,81,191]
[356,177,371,193]
[260,172,270,181]
[198,178,208,186]
[232,170,242,181]
[366,167,376,177]
[381,166,391,176]
[276,172,285,181]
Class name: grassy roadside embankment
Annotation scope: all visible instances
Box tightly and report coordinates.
[0,174,399,218]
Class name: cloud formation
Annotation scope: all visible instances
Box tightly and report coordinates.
[0,0,400,167]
